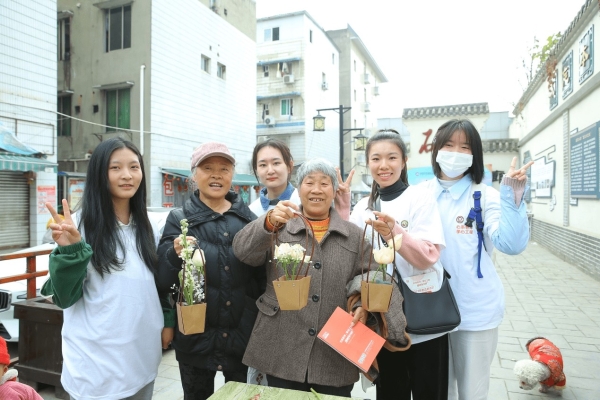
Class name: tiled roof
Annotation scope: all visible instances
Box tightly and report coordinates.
[402,103,489,119]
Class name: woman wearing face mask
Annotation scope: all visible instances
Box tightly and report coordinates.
[349,130,447,400]
[424,119,533,400]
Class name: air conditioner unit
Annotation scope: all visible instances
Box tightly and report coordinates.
[363,102,371,112]
[321,82,328,90]
[264,116,275,126]
[363,73,371,84]
[373,86,380,96]
[283,74,295,84]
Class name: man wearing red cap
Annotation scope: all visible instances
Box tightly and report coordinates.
[0,337,43,399]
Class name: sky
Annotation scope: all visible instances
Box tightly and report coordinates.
[256,0,587,117]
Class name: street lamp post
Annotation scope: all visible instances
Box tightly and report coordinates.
[312,105,355,177]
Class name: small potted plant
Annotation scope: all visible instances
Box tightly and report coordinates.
[361,231,403,313]
[272,242,312,310]
[176,219,207,335]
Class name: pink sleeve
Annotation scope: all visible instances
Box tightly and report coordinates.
[385,224,440,270]
[334,191,351,221]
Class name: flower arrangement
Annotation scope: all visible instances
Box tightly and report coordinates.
[273,242,311,280]
[178,219,205,305]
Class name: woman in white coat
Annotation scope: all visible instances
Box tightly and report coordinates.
[349,130,447,400]
[425,119,532,400]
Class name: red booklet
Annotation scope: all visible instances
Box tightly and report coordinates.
[318,307,386,373]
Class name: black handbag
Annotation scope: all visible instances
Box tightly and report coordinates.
[394,267,461,335]
[372,197,460,335]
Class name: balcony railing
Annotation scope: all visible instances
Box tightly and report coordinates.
[0,249,51,299]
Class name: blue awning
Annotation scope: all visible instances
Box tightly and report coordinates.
[257,57,301,66]
[257,91,301,101]
[0,153,57,172]
[161,168,257,186]
[0,122,43,155]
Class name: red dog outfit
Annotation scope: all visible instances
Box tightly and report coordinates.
[526,337,566,388]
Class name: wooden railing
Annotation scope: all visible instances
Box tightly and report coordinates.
[0,249,51,299]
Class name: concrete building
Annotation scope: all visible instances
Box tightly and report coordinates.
[510,0,600,279]
[0,0,58,249]
[255,11,341,172]
[57,0,257,208]
[327,26,387,200]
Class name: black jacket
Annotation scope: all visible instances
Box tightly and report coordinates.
[156,190,263,371]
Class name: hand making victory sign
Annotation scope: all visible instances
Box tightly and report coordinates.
[45,199,81,246]
[505,156,534,181]
[335,167,355,197]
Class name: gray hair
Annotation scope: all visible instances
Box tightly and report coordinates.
[295,158,339,193]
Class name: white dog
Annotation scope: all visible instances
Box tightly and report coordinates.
[513,337,566,394]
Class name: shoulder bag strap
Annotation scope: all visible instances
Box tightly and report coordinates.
[465,184,486,278]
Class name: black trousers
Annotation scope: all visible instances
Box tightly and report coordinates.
[376,333,449,400]
[267,374,354,398]
[178,362,246,400]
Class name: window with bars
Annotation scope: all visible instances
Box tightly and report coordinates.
[263,65,269,77]
[58,18,71,60]
[280,99,293,116]
[58,96,72,137]
[106,89,130,131]
[105,5,131,52]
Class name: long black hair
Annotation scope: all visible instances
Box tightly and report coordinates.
[79,137,157,276]
[431,119,484,184]
[366,130,409,210]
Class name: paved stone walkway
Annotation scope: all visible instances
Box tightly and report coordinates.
[38,242,600,399]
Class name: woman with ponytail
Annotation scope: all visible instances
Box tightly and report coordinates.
[349,130,448,400]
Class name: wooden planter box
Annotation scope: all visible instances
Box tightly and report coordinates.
[13,297,67,399]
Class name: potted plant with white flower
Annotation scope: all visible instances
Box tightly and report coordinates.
[271,214,315,311]
[176,218,207,335]
[360,226,403,313]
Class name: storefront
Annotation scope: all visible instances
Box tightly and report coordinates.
[0,154,57,251]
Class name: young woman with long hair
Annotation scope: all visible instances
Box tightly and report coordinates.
[41,137,163,400]
[349,130,448,400]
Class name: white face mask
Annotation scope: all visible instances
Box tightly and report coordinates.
[436,151,473,179]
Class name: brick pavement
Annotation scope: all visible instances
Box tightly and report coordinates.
[38,242,600,399]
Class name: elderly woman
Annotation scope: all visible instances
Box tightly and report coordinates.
[156,142,263,400]
[232,158,372,397]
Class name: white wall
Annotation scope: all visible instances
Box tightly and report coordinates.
[302,16,340,166]
[513,6,600,239]
[0,0,58,246]
[150,0,256,206]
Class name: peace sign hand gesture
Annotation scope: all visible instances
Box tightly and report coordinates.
[505,157,534,181]
[45,199,81,246]
[336,168,355,196]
